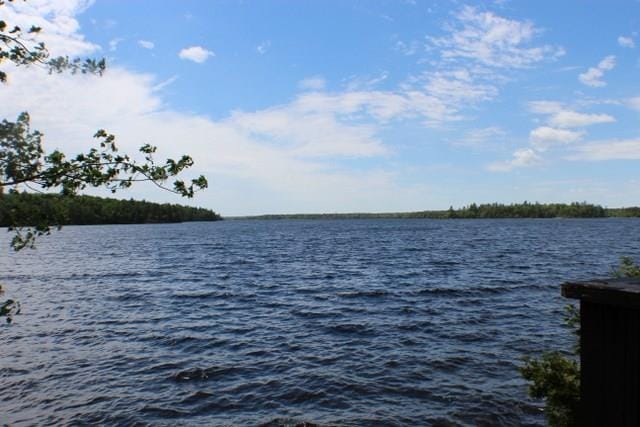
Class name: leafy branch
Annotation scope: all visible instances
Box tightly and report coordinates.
[0,0,209,322]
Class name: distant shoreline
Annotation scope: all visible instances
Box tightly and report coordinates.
[228,214,640,220]
[227,202,640,220]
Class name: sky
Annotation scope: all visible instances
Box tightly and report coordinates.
[1,0,640,215]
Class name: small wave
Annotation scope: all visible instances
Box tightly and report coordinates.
[170,366,240,382]
[290,309,335,319]
[414,287,466,297]
[259,418,321,427]
[336,290,389,298]
[140,405,190,418]
[414,285,512,297]
[429,355,471,372]
[172,291,218,299]
[180,390,214,405]
[277,387,328,404]
[327,323,374,335]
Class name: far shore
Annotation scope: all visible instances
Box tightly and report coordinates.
[227,202,640,221]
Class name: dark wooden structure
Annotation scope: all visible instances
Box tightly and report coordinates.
[562,278,640,426]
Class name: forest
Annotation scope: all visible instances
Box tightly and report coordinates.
[0,193,221,227]
[238,202,640,220]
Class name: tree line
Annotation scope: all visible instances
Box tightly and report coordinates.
[236,202,640,220]
[441,202,607,219]
[0,193,221,227]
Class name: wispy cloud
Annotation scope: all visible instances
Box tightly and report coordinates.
[529,126,584,150]
[618,35,635,48]
[394,39,420,56]
[421,69,498,103]
[344,71,389,91]
[453,126,505,147]
[487,148,540,172]
[548,110,615,128]
[152,75,178,92]
[569,139,640,161]
[528,100,563,114]
[256,40,271,55]
[492,100,617,172]
[138,40,155,49]
[178,46,215,63]
[0,0,98,56]
[298,76,326,91]
[109,37,124,52]
[528,101,615,128]
[429,5,564,69]
[626,97,640,111]
[403,5,564,127]
[579,55,615,87]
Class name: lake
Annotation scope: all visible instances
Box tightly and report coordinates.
[2,219,640,426]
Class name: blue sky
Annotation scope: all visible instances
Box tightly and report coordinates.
[2,0,640,215]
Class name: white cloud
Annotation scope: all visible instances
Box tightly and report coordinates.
[421,69,498,103]
[570,139,640,161]
[579,55,616,87]
[298,76,326,91]
[429,5,564,69]
[487,148,540,172]
[394,39,420,56]
[344,71,389,91]
[108,37,123,52]
[178,46,214,63]
[138,40,154,49]
[0,0,98,56]
[528,100,563,114]
[626,97,640,111]
[0,66,418,214]
[278,7,565,132]
[529,101,616,128]
[406,6,563,127]
[618,36,635,48]
[453,126,505,147]
[0,3,432,214]
[548,110,615,128]
[529,126,584,150]
[152,75,178,92]
[292,90,452,124]
[256,40,271,55]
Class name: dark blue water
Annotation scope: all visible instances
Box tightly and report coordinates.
[2,219,640,426]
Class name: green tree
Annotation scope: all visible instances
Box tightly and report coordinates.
[0,1,207,321]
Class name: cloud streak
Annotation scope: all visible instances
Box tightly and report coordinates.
[429,5,564,68]
[570,139,640,161]
[579,55,615,87]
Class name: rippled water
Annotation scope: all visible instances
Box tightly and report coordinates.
[2,219,640,426]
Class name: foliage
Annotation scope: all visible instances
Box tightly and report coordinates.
[0,0,208,321]
[520,306,581,426]
[520,257,640,426]
[442,202,606,219]
[609,256,640,278]
[0,283,20,323]
[238,202,622,220]
[0,2,208,250]
[0,193,221,227]
[1,112,208,250]
[604,207,640,217]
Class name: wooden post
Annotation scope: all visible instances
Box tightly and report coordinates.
[562,278,640,426]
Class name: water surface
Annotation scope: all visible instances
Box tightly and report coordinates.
[2,219,639,426]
